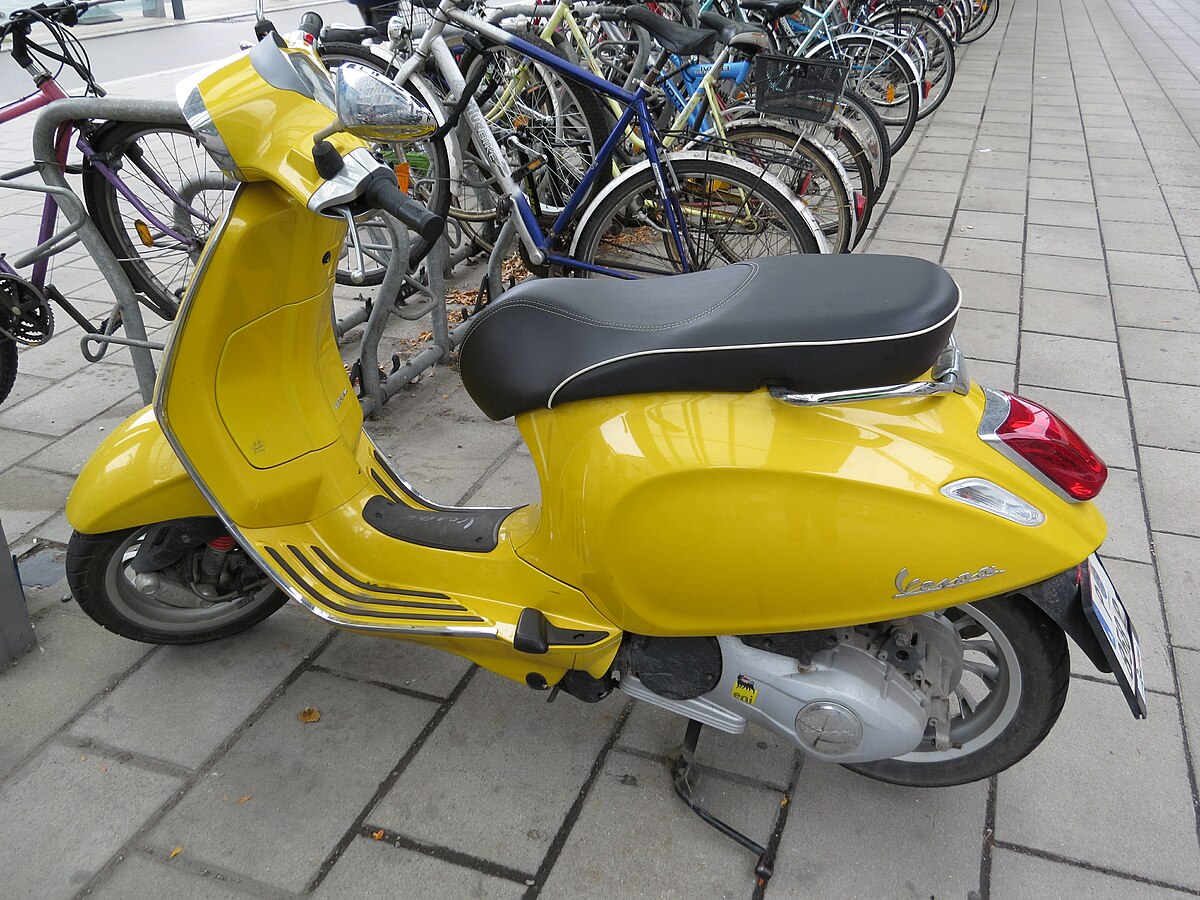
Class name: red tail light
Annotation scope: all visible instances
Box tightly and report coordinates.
[988,392,1107,501]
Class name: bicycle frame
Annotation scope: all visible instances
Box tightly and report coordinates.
[395,0,693,276]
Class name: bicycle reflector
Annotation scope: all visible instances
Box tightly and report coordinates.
[979,390,1108,502]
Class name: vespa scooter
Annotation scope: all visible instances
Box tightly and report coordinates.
[63,35,1145,879]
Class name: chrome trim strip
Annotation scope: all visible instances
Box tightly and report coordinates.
[977,387,1083,505]
[308,147,391,214]
[548,301,963,409]
[769,336,969,408]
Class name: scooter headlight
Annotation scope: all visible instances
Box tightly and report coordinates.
[177,82,245,181]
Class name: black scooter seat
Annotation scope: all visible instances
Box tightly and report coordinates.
[459,256,960,421]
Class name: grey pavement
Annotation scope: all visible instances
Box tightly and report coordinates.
[3,0,1200,897]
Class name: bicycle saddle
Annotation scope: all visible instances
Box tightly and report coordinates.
[739,0,806,21]
[697,11,771,52]
[621,6,718,57]
[459,256,960,420]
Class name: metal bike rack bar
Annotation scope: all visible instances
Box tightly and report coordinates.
[32,98,189,404]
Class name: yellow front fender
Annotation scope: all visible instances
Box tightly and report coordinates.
[65,406,214,535]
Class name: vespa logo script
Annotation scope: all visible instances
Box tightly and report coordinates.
[893,565,1005,599]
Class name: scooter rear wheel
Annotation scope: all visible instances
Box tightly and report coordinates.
[844,596,1069,787]
[67,524,287,645]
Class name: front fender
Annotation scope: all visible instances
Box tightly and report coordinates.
[66,406,214,535]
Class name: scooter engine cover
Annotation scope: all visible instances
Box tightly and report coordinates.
[627,635,722,700]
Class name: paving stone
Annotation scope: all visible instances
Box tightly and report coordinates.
[1017,386,1135,471]
[315,837,525,900]
[1090,156,1154,177]
[0,428,50,472]
[996,681,1200,889]
[1025,223,1104,259]
[896,168,967,194]
[1027,198,1099,229]
[872,213,951,246]
[1031,142,1088,162]
[957,186,1028,214]
[946,268,1021,314]
[969,359,1016,392]
[991,847,1196,899]
[943,236,1023,275]
[1029,158,1090,180]
[0,467,78,543]
[71,608,329,770]
[885,188,960,218]
[956,308,1018,363]
[1097,195,1172,224]
[1107,251,1196,291]
[0,365,137,437]
[953,209,1026,242]
[1092,467,1152,565]
[771,762,985,899]
[1127,380,1200,453]
[540,751,779,899]
[461,442,539,507]
[1101,220,1186,255]
[1028,177,1094,203]
[1179,648,1200,766]
[860,239,943,263]
[0,609,151,781]
[1019,332,1124,397]
[150,670,438,893]
[965,166,1029,192]
[1119,327,1200,386]
[1021,289,1116,342]
[1140,447,1200,539]
[316,630,472,698]
[89,855,263,900]
[372,670,621,873]
[1111,285,1200,333]
[616,704,797,791]
[1157,532,1200,651]
[907,150,970,174]
[1024,254,1110,296]
[1092,174,1167,200]
[23,399,143,476]
[0,742,182,899]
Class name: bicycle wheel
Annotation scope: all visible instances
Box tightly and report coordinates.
[721,121,856,253]
[0,337,16,406]
[869,10,957,118]
[960,0,1000,43]
[468,32,612,227]
[317,43,453,284]
[82,122,232,320]
[570,154,825,278]
[806,115,878,245]
[811,34,920,154]
[836,87,892,194]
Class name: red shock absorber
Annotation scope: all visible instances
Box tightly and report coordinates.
[208,535,236,551]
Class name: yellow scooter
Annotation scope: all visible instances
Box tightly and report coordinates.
[63,34,1144,879]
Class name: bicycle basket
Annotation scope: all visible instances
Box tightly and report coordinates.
[752,54,849,124]
[375,0,436,46]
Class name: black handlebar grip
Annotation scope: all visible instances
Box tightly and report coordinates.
[363,172,444,244]
[298,11,323,38]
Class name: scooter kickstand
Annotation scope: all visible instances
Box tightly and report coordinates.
[670,720,775,883]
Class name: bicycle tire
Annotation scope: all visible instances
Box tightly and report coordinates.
[317,43,453,285]
[569,154,825,278]
[0,338,16,406]
[960,0,1000,43]
[809,34,920,154]
[837,87,892,194]
[721,121,856,253]
[811,116,877,246]
[82,121,232,321]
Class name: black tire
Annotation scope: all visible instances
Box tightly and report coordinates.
[317,43,453,285]
[571,155,824,278]
[814,35,921,154]
[82,122,232,321]
[960,0,1001,43]
[67,524,287,645]
[845,597,1070,787]
[0,338,16,406]
[837,87,893,194]
[722,122,856,253]
[811,118,877,246]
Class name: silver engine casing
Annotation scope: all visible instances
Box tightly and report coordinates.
[620,634,933,763]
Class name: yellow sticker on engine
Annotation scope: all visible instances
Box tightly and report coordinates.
[732,675,758,706]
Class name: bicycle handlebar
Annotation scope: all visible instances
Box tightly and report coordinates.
[361,171,444,244]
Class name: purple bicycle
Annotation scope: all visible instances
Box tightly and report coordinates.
[0,0,228,405]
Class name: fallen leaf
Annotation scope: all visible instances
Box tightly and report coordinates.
[237,795,252,804]
[98,765,108,773]
[169,847,183,859]
[780,795,789,808]
[371,829,386,841]
[80,755,87,762]
[299,706,321,723]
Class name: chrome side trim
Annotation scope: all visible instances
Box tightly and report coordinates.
[769,335,969,408]
[307,147,391,214]
[977,388,1082,505]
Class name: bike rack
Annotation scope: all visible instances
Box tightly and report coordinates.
[30,97,189,404]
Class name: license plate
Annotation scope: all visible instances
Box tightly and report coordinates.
[1081,554,1147,718]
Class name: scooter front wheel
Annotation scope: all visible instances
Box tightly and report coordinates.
[67,524,287,645]
[844,597,1069,787]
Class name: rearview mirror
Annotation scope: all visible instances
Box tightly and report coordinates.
[333,64,437,142]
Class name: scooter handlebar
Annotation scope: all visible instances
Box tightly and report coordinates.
[362,171,444,245]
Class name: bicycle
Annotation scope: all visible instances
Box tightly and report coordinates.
[0,0,228,405]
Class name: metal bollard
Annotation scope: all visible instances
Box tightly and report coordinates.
[0,520,36,665]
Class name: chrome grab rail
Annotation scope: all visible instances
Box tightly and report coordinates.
[769,337,970,407]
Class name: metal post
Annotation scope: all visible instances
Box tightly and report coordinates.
[0,520,36,666]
